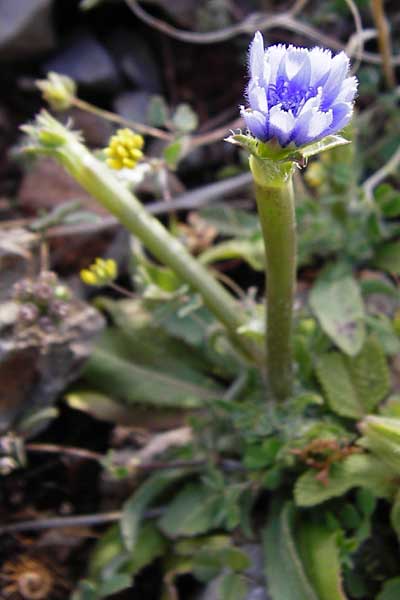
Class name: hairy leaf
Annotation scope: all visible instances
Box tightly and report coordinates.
[297,521,347,600]
[83,346,220,408]
[121,470,187,551]
[316,337,390,418]
[377,578,400,600]
[360,415,400,472]
[310,274,365,355]
[218,572,248,599]
[295,454,395,507]
[263,502,319,600]
[374,242,400,275]
[159,483,223,538]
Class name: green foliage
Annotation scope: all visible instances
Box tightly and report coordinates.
[172,104,199,134]
[121,470,188,551]
[310,273,366,356]
[263,502,319,600]
[374,241,400,275]
[316,337,390,418]
[217,572,248,599]
[377,578,400,600]
[360,415,400,473]
[297,519,347,600]
[294,453,396,507]
[158,482,224,538]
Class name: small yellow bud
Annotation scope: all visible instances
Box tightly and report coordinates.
[104,129,145,170]
[36,72,76,111]
[80,259,118,286]
[80,269,98,286]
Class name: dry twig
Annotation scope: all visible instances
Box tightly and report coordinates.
[370,0,396,88]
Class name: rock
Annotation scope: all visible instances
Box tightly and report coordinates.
[107,29,161,92]
[113,90,153,125]
[18,157,107,216]
[0,0,55,60]
[0,229,39,302]
[43,31,119,92]
[0,296,104,435]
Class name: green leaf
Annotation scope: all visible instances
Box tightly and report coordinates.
[297,521,347,600]
[315,337,390,418]
[172,104,199,133]
[163,137,189,168]
[294,453,395,507]
[217,572,248,600]
[88,522,166,581]
[193,547,250,582]
[310,274,365,356]
[97,574,132,598]
[375,184,400,218]
[121,470,187,551]
[390,491,400,539]
[159,482,222,538]
[147,95,169,127]
[88,524,126,579]
[377,577,400,600]
[263,502,319,600]
[360,415,400,473]
[374,241,400,275]
[83,344,221,409]
[300,135,350,159]
[199,237,264,271]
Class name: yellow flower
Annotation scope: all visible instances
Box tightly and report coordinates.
[80,258,118,286]
[104,129,144,170]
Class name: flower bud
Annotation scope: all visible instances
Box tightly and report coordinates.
[80,258,118,286]
[36,72,76,111]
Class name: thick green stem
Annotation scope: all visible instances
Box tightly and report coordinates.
[250,156,296,401]
[31,118,261,363]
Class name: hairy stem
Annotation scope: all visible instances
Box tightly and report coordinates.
[27,115,262,364]
[250,157,296,401]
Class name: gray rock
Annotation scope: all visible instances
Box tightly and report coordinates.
[0,229,39,303]
[0,0,55,60]
[0,296,104,435]
[43,31,119,92]
[107,29,161,92]
[113,90,152,124]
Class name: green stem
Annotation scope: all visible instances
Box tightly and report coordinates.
[250,156,296,401]
[31,117,261,364]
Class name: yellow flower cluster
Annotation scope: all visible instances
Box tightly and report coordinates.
[80,258,118,286]
[105,128,144,170]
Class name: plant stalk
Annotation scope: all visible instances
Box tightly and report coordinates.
[250,156,296,401]
[29,116,262,364]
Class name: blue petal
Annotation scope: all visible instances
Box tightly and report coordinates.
[247,78,268,113]
[292,108,333,145]
[288,52,311,94]
[336,76,358,103]
[321,52,350,109]
[241,106,268,140]
[308,47,332,87]
[268,105,295,146]
[249,31,265,80]
[265,44,287,85]
[330,102,353,133]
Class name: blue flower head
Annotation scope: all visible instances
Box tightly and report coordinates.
[240,32,357,148]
